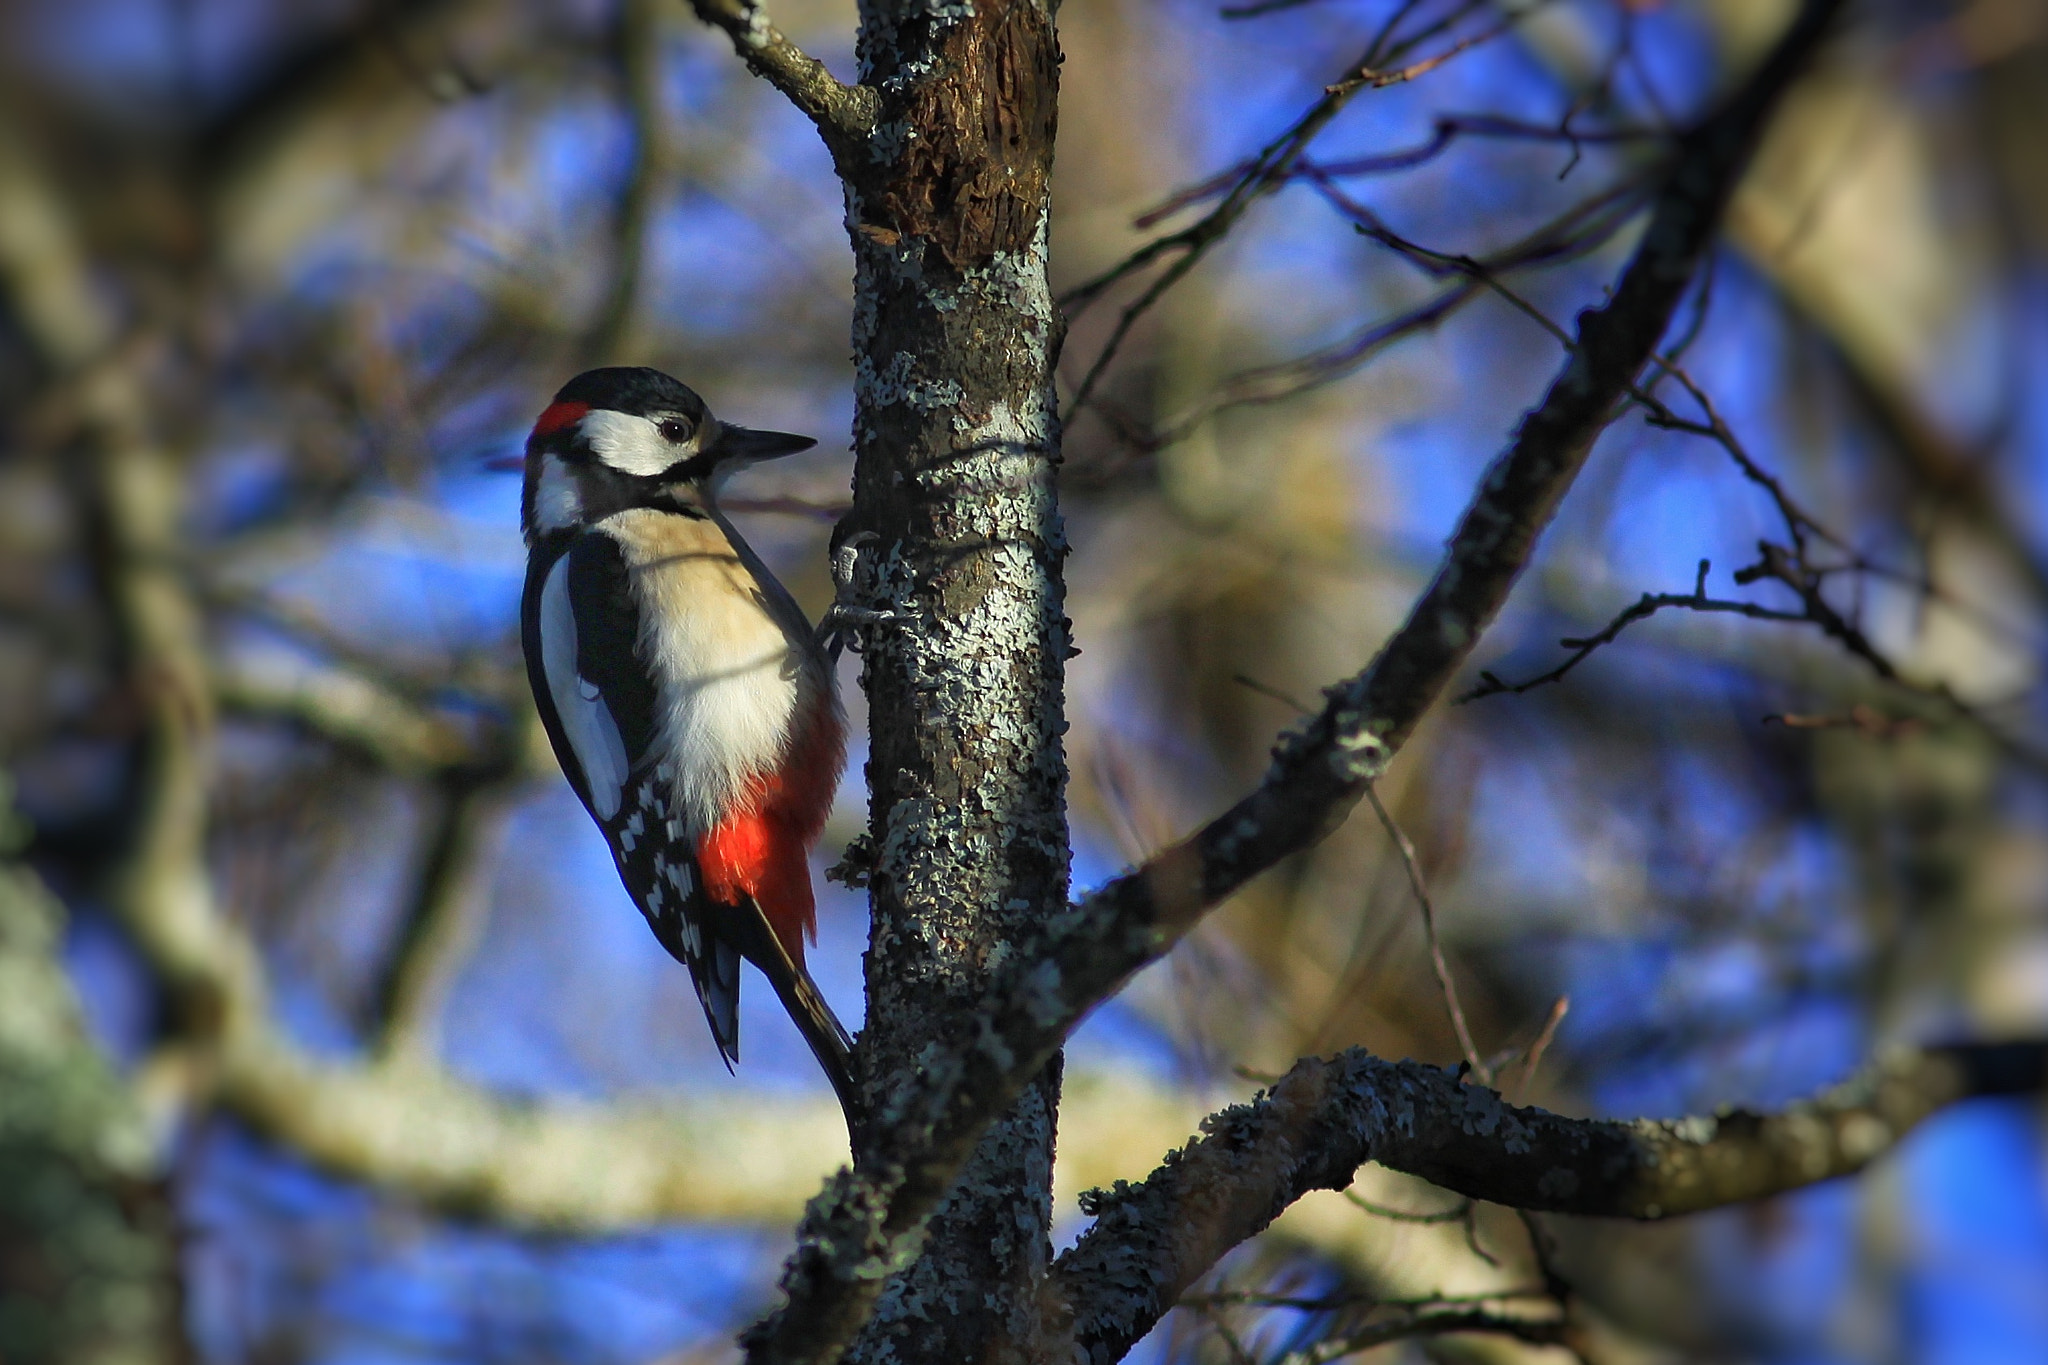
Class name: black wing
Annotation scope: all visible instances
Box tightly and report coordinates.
[521,530,744,1061]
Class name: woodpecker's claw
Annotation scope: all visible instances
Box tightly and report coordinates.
[830,531,873,586]
[817,601,912,661]
[818,530,908,661]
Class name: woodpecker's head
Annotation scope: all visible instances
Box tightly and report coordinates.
[520,366,816,543]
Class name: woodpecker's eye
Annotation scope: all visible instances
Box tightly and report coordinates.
[658,417,694,445]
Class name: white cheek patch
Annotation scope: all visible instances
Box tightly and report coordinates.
[538,555,630,819]
[531,455,582,533]
[580,410,676,478]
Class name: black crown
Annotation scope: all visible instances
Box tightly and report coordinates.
[552,367,708,420]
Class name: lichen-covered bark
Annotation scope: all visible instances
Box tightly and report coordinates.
[839,1,1068,1361]
[1045,1043,2048,1364]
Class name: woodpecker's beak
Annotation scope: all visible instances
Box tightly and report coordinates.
[712,425,816,463]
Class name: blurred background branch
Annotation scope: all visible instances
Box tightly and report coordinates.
[0,788,183,1365]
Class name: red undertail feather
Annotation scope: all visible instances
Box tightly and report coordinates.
[696,701,845,963]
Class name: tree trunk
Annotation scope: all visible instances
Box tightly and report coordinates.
[840,1,1067,1360]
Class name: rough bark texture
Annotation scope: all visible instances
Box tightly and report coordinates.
[842,2,1068,1363]
[1044,1042,2047,1364]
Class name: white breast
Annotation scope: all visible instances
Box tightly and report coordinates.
[602,507,825,834]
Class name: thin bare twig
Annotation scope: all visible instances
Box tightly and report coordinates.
[1183,1286,1550,1312]
[1511,996,1569,1101]
[1232,672,1315,715]
[1106,169,1655,456]
[1345,1,1546,93]
[1458,558,1808,701]
[1219,0,1329,20]
[1636,360,2041,652]
[1366,244,2046,749]
[1059,0,1553,416]
[584,0,663,363]
[1134,115,1658,227]
[1636,360,1845,557]
[1364,784,1487,1081]
[371,776,509,1060]
[1341,1189,1471,1224]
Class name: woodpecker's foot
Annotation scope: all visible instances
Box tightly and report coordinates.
[817,531,909,660]
[816,603,908,658]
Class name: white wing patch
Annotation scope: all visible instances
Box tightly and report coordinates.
[538,554,631,820]
[530,453,583,534]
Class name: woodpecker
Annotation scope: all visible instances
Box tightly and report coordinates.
[516,366,857,1124]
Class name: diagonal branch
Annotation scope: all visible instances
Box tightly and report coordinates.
[370,776,509,1059]
[586,0,666,363]
[684,0,877,157]
[212,649,518,776]
[1043,1041,2048,1363]
[1020,0,1850,1112]
[1363,784,1485,1080]
[740,3,1847,1360]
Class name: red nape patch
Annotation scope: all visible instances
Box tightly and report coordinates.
[530,400,591,442]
